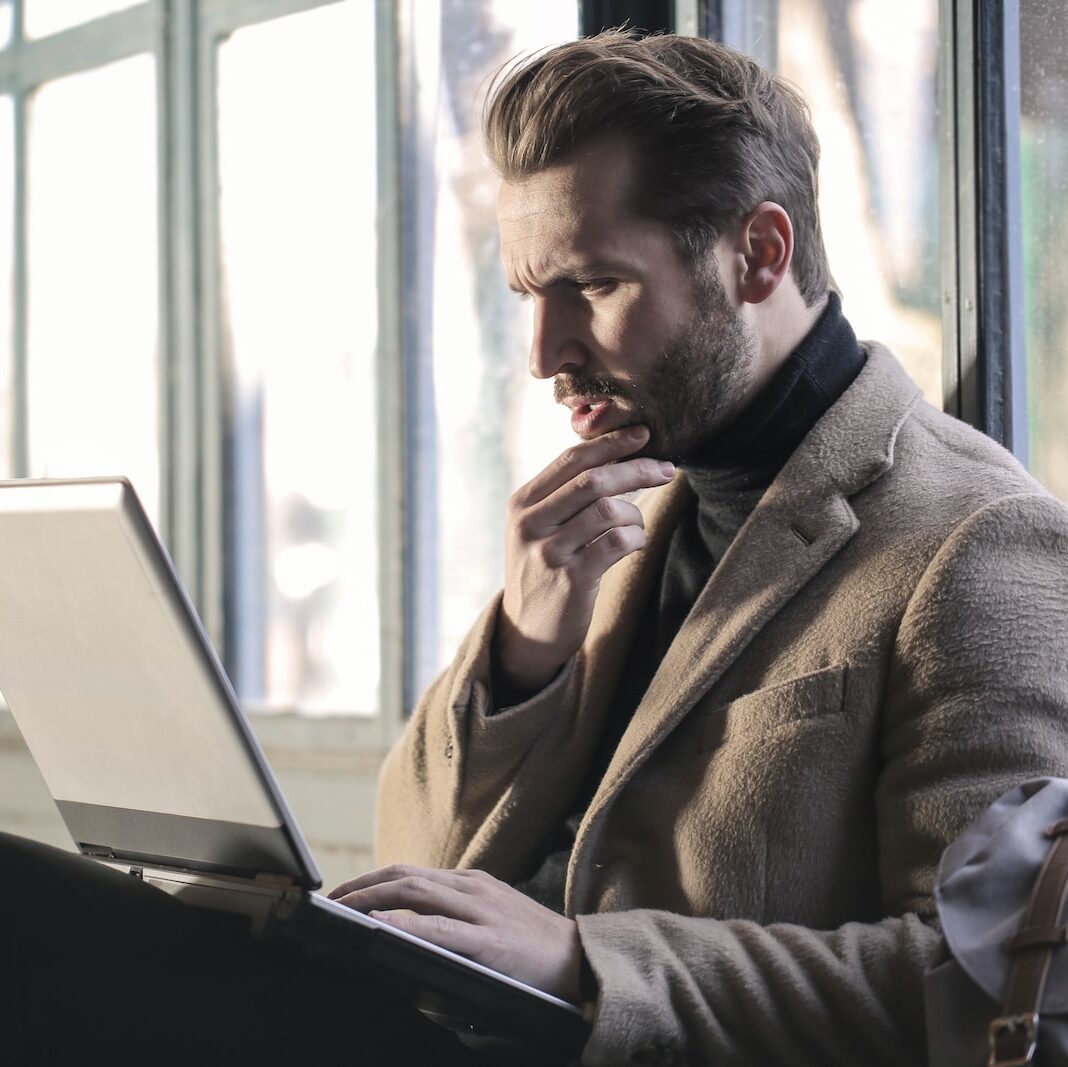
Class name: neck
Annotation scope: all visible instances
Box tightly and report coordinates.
[684,289,863,475]
[743,285,829,403]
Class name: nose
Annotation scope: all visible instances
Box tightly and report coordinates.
[528,295,588,380]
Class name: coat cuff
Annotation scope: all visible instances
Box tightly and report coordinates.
[575,911,688,1066]
[451,593,579,764]
[466,655,576,756]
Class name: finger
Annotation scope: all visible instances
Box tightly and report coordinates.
[368,910,490,962]
[328,863,408,899]
[513,424,651,506]
[565,522,647,584]
[533,456,674,531]
[334,875,486,923]
[328,864,473,901]
[538,494,645,565]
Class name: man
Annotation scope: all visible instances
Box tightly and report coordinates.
[328,29,1068,1065]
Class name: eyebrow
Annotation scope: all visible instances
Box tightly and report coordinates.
[506,260,633,294]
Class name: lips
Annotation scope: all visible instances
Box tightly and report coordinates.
[568,397,610,416]
[562,394,627,437]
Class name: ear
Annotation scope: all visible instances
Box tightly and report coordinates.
[735,202,793,305]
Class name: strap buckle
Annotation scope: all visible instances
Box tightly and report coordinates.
[989,1012,1039,1067]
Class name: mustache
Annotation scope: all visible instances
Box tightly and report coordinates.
[553,374,629,403]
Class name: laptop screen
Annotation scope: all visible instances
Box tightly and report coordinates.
[0,478,319,886]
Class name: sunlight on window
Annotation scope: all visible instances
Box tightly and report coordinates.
[429,1,578,679]
[0,1,12,50]
[0,97,11,479]
[217,1,378,714]
[777,0,942,404]
[24,0,139,39]
[27,55,159,519]
[1020,0,1068,502]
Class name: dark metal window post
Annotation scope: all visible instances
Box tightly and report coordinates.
[581,0,674,36]
[942,0,1027,457]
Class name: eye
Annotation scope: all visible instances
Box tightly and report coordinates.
[576,278,617,296]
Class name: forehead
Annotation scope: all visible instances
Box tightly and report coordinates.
[496,140,658,274]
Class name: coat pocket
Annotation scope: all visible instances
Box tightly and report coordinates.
[703,664,847,749]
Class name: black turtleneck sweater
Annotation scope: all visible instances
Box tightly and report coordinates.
[512,292,866,912]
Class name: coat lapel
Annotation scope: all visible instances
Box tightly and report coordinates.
[583,345,922,816]
[564,474,692,750]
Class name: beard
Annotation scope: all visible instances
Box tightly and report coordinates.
[553,267,756,464]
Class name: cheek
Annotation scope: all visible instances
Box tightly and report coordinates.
[586,305,630,358]
[590,294,674,367]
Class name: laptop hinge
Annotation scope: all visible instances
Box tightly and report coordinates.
[100,861,299,935]
[253,871,299,889]
[81,843,116,859]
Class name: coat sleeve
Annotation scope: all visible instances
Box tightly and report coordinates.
[375,592,579,871]
[576,493,1068,1067]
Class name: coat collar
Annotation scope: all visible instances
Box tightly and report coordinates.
[571,344,921,854]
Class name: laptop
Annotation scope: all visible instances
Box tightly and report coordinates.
[0,476,588,1054]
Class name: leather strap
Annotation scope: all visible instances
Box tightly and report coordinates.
[1007,926,1068,952]
[990,820,1068,1066]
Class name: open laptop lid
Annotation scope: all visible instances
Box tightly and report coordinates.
[0,477,320,889]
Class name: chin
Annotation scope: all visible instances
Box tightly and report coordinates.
[631,425,665,459]
[632,437,672,463]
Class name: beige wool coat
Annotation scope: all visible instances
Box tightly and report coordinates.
[376,345,1068,1066]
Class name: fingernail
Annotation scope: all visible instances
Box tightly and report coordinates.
[659,462,676,478]
[626,424,648,439]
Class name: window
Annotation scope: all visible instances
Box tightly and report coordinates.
[778,0,941,402]
[27,56,160,517]
[0,94,12,480]
[0,0,582,727]
[716,0,942,404]
[1020,0,1068,502]
[424,0,579,690]
[24,0,140,39]
[214,3,379,714]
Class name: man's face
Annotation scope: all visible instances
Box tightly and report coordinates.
[497,139,755,464]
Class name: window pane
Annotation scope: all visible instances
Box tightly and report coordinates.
[0,97,11,478]
[1021,0,1068,501]
[0,1,12,50]
[430,1,579,680]
[27,56,159,518]
[217,1,378,714]
[25,0,139,39]
[772,0,942,404]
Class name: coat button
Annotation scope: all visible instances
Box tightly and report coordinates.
[444,738,454,759]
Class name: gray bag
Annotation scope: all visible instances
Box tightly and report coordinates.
[926,778,1068,1066]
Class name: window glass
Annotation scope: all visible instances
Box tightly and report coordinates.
[1020,0,1068,501]
[0,97,11,478]
[0,1,12,49]
[24,0,139,39]
[772,0,943,404]
[26,55,159,518]
[430,0,579,681]
[216,1,378,714]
